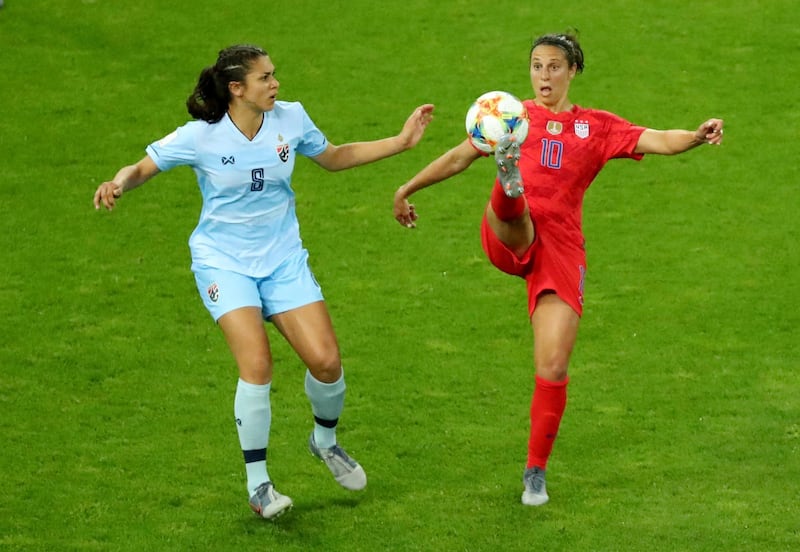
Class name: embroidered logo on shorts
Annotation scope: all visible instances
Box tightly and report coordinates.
[574,120,590,139]
[546,121,563,135]
[207,282,219,303]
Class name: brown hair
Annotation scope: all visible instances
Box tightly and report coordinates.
[531,32,585,73]
[186,44,268,123]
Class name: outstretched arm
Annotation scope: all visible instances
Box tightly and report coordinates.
[311,104,435,171]
[635,118,724,155]
[394,139,482,228]
[93,155,161,210]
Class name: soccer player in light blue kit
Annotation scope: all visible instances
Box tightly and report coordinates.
[93,44,434,519]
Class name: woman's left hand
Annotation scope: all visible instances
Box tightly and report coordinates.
[695,118,724,145]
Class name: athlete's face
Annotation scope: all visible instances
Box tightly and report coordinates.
[530,45,576,107]
[236,55,280,112]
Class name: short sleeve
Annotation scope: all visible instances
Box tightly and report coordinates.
[294,104,328,158]
[599,111,646,161]
[145,122,199,171]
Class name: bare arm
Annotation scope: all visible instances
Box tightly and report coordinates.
[394,139,483,228]
[311,104,434,171]
[93,155,161,210]
[635,118,724,155]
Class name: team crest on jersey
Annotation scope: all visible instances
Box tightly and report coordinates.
[546,121,563,135]
[574,120,590,139]
[207,282,219,303]
[276,143,290,163]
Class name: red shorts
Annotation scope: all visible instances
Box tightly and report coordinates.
[480,215,586,317]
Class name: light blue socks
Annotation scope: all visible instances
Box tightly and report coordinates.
[234,378,271,496]
[304,369,346,449]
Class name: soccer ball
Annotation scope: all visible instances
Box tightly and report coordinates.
[465,90,529,154]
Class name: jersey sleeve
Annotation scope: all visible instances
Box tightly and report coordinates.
[145,121,199,171]
[599,110,646,161]
[294,103,328,158]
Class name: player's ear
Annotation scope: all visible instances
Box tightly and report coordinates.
[228,80,244,98]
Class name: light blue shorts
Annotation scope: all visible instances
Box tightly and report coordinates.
[192,248,324,322]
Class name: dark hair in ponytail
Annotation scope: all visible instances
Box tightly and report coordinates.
[186,44,268,123]
[531,31,585,73]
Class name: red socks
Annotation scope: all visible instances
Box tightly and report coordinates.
[527,375,569,469]
[490,181,527,221]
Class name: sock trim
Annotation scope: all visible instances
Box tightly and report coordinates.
[314,415,339,428]
[243,448,267,463]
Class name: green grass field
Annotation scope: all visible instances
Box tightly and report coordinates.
[1,0,798,550]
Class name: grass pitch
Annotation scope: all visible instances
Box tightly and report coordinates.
[1,1,798,550]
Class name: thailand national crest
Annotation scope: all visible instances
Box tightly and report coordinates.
[276,143,290,163]
[207,282,219,303]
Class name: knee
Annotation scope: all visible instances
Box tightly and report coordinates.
[238,354,273,385]
[535,354,570,382]
[305,348,342,383]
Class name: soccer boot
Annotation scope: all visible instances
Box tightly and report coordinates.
[308,433,367,491]
[249,481,293,519]
[495,133,524,198]
[521,466,549,506]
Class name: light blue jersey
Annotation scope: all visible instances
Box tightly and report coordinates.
[146,101,328,277]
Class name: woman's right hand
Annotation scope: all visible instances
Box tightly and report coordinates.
[393,186,418,229]
[92,156,160,211]
[93,180,124,210]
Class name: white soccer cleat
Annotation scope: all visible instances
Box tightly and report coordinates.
[521,467,549,506]
[249,481,293,519]
[495,134,524,198]
[309,433,367,491]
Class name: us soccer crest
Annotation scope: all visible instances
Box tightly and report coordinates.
[574,120,590,139]
[207,282,219,303]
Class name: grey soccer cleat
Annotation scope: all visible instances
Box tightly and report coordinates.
[249,481,293,519]
[309,433,367,491]
[521,466,549,506]
[495,134,524,198]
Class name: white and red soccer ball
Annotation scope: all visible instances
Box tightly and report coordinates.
[465,90,529,154]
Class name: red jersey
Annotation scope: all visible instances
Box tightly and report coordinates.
[519,101,646,250]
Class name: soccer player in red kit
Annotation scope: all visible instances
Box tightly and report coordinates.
[393,32,724,506]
